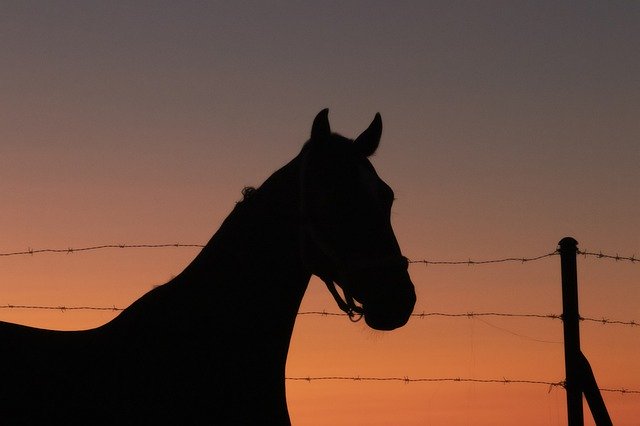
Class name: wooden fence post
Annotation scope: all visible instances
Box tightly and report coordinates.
[559,237,584,426]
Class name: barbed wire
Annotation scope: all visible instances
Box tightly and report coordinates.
[411,250,639,265]
[411,311,640,327]
[1,305,637,328]
[0,243,206,257]
[0,304,124,312]
[302,311,639,327]
[286,376,564,388]
[0,243,637,264]
[285,376,640,395]
[411,311,560,320]
[580,317,638,327]
[1,242,637,411]
[409,251,559,266]
[578,250,638,263]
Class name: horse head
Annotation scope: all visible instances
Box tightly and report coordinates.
[300,109,416,331]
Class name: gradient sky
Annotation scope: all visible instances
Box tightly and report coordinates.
[1,1,638,424]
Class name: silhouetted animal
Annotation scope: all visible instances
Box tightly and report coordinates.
[0,110,416,425]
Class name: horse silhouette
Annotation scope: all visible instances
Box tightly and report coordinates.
[0,110,416,425]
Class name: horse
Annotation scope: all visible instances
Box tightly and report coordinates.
[0,109,416,425]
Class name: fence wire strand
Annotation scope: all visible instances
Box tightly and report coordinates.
[409,251,559,266]
[578,250,638,263]
[285,376,639,395]
[1,305,637,328]
[411,311,639,327]
[0,304,124,312]
[1,243,637,264]
[0,243,206,257]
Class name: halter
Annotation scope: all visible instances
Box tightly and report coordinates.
[322,277,364,322]
[302,216,409,322]
[300,217,365,321]
[320,255,409,321]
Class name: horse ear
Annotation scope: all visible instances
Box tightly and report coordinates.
[354,113,382,157]
[310,108,331,141]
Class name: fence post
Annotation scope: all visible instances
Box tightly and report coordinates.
[559,237,584,426]
[579,352,613,426]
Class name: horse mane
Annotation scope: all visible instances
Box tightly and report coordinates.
[238,186,257,204]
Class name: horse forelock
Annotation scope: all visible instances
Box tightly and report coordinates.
[302,132,368,157]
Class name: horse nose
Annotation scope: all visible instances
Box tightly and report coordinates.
[364,281,416,331]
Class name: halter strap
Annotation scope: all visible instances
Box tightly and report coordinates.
[322,277,364,322]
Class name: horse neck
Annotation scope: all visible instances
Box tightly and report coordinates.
[182,155,310,331]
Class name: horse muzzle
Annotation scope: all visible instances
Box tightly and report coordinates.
[362,279,416,331]
[327,257,416,330]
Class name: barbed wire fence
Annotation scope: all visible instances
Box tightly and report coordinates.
[1,243,637,263]
[2,242,637,327]
[1,242,639,400]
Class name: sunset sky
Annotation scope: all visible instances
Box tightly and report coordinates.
[1,1,638,424]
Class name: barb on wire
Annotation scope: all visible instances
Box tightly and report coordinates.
[580,317,638,327]
[285,376,639,395]
[0,243,205,257]
[409,251,559,266]
[598,387,640,395]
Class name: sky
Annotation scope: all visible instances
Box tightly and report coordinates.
[1,1,638,424]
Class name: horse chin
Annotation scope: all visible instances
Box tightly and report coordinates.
[364,314,406,331]
[363,311,411,331]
